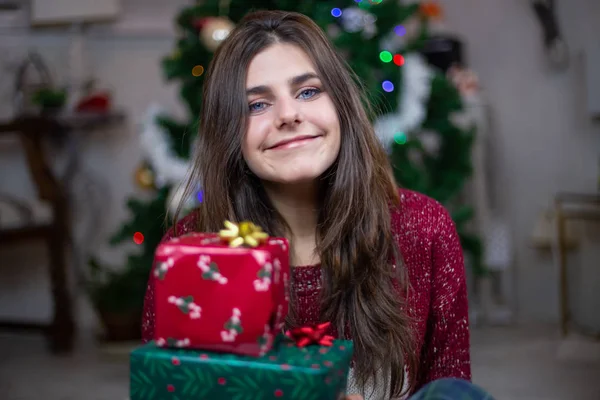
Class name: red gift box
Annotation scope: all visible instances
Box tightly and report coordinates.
[153,232,290,357]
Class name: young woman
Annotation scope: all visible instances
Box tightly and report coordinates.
[142,10,483,400]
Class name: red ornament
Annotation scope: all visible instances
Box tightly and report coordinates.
[133,232,144,245]
[218,377,226,385]
[171,357,180,366]
[192,17,212,31]
[285,322,334,347]
[75,92,111,113]
[419,2,443,19]
[274,389,284,397]
[167,384,175,392]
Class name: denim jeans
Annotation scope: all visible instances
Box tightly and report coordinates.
[409,378,495,400]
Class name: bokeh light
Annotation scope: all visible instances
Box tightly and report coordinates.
[394,25,406,36]
[197,190,203,203]
[192,65,204,77]
[394,132,407,145]
[393,54,405,66]
[133,232,145,245]
[382,80,394,92]
[331,8,342,18]
[379,51,393,63]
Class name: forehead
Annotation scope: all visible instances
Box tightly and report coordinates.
[246,43,317,88]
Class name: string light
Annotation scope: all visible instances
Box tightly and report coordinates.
[394,132,407,145]
[197,190,203,203]
[379,51,393,63]
[394,25,406,36]
[133,232,145,245]
[192,65,204,77]
[331,8,342,18]
[382,80,394,92]
[380,51,404,67]
[393,54,405,66]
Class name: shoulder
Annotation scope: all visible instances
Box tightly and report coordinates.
[162,210,200,242]
[389,188,461,288]
[390,188,455,239]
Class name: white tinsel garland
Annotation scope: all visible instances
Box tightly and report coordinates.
[139,104,190,188]
[340,6,377,39]
[373,53,434,150]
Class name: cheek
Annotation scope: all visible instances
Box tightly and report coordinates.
[241,138,260,177]
[312,99,340,133]
[321,108,341,148]
[242,118,270,172]
[245,117,271,150]
[329,119,342,160]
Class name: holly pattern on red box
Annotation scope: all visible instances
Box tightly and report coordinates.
[153,233,290,356]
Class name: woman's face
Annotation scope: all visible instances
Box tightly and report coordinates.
[242,43,341,186]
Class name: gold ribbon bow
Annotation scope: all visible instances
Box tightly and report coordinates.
[219,220,269,248]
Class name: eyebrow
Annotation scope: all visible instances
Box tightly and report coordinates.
[246,72,320,96]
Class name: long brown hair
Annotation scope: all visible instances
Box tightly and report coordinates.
[175,10,417,397]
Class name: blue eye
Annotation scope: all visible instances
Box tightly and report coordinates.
[298,88,320,100]
[249,102,267,112]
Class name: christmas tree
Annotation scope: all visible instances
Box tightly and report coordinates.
[89,0,484,321]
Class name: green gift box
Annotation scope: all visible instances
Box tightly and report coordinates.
[130,335,354,400]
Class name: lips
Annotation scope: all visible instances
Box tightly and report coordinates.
[267,135,322,150]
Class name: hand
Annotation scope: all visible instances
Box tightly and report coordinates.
[345,395,364,400]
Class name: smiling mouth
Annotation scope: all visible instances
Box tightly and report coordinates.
[267,135,322,150]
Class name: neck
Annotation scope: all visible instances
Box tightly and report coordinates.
[262,181,319,265]
[263,181,319,239]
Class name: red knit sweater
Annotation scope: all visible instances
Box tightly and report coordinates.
[141,189,471,393]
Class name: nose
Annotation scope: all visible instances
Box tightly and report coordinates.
[274,97,302,129]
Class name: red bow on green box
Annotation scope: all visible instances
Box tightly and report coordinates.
[285,322,335,347]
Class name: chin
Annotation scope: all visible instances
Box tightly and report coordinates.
[268,166,327,185]
[250,154,338,187]
[272,173,321,185]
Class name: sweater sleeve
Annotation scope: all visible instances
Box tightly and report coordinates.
[418,204,471,384]
[141,212,198,343]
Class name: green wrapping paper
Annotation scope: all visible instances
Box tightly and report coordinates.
[130,335,354,400]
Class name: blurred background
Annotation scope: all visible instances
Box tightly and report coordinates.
[0,0,599,399]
